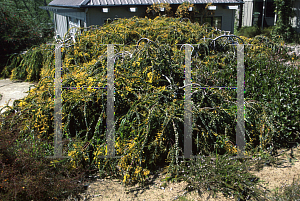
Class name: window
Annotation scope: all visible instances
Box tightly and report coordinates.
[69,17,79,27]
[204,17,212,25]
[212,17,222,29]
[203,16,222,29]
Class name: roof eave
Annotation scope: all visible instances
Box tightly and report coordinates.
[80,2,243,7]
[48,4,82,8]
[47,0,244,8]
[39,6,83,12]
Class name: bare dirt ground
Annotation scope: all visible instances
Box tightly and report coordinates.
[65,145,300,201]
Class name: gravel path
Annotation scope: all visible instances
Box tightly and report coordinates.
[0,78,37,114]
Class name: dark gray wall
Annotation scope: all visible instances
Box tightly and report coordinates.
[53,4,238,37]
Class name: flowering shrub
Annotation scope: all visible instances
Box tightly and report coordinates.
[1,16,299,189]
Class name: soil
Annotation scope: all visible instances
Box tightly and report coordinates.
[65,145,300,201]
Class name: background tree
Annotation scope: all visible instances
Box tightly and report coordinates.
[273,0,296,43]
[146,3,174,18]
[175,2,197,21]
[0,0,53,75]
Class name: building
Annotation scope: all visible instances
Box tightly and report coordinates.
[238,0,300,32]
[40,0,243,38]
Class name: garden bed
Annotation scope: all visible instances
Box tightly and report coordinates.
[64,145,300,200]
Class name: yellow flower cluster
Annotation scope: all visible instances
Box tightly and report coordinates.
[224,141,237,155]
[110,138,150,185]
[67,142,89,170]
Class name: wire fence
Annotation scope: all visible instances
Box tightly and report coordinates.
[46,28,247,161]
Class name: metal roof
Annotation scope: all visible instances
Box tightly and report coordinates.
[48,0,243,7]
[49,0,90,7]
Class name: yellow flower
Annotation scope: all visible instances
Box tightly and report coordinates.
[134,166,142,174]
[143,170,150,176]
[125,86,132,92]
[18,100,26,107]
[147,72,153,83]
[123,174,130,183]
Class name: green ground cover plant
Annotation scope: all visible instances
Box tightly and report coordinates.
[236,26,285,42]
[0,16,299,200]
[237,26,261,38]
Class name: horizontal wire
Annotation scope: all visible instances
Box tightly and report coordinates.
[60,87,107,89]
[192,87,237,89]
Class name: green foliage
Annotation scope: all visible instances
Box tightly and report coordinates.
[237,26,287,44]
[0,0,53,73]
[261,26,275,38]
[273,0,296,43]
[241,35,300,151]
[237,26,261,38]
[172,154,266,200]
[1,44,54,81]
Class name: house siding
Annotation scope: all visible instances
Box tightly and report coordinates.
[53,9,87,37]
[48,3,240,37]
[242,0,253,26]
[86,6,148,27]
[87,6,236,33]
[215,7,236,32]
[55,14,69,38]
